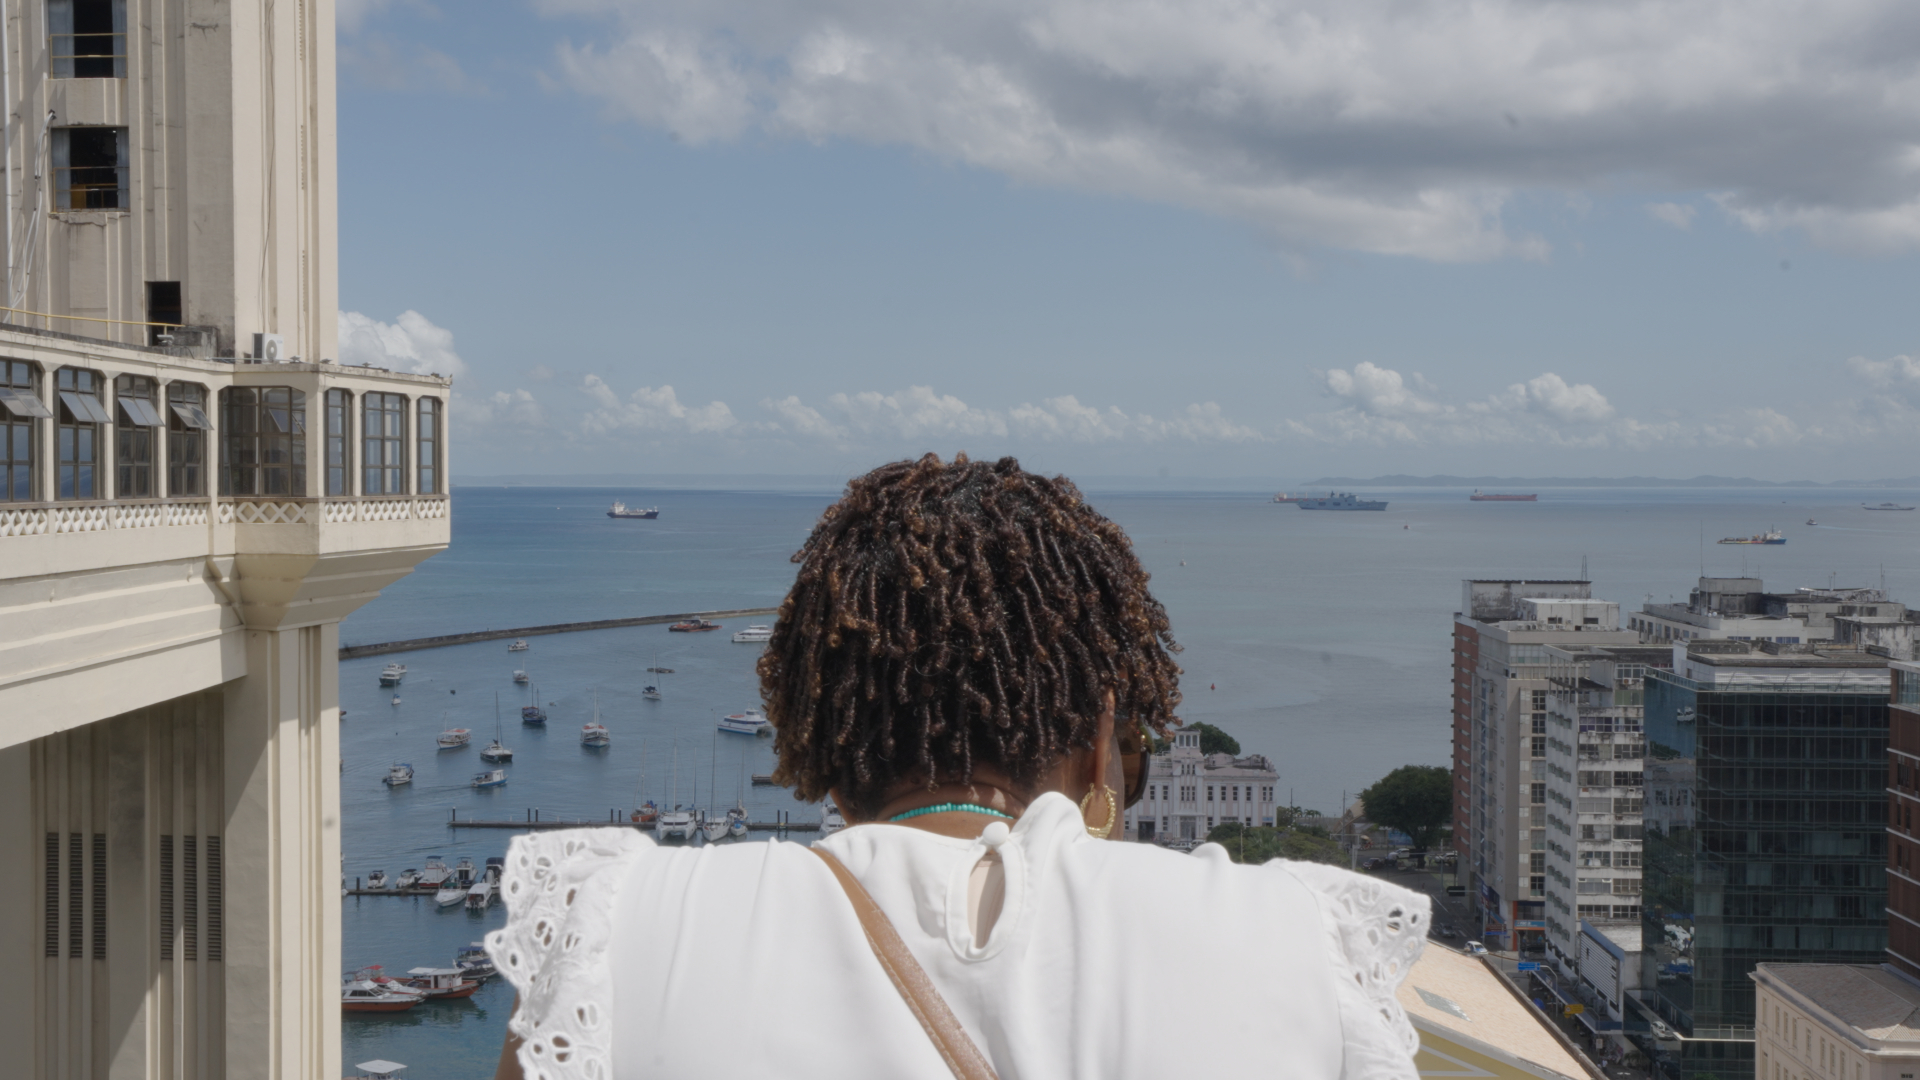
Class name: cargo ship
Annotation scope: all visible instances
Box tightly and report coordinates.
[1470,490,1537,501]
[1296,492,1388,511]
[1717,529,1785,545]
[1271,493,1308,504]
[607,501,660,519]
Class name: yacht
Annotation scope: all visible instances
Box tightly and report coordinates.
[508,639,530,652]
[383,762,414,786]
[820,799,846,837]
[378,663,408,686]
[726,805,749,839]
[512,669,529,685]
[454,943,497,981]
[580,723,610,749]
[731,624,774,644]
[656,807,694,842]
[400,967,480,1000]
[415,857,452,890]
[437,728,470,749]
[521,683,547,726]
[718,708,770,737]
[366,869,388,890]
[341,977,420,1013]
[480,693,513,762]
[607,500,660,519]
[394,869,422,890]
[642,684,662,700]
[435,877,467,907]
[465,860,501,911]
[471,768,508,789]
[701,813,729,843]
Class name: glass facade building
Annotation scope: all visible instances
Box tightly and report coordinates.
[1640,643,1889,1080]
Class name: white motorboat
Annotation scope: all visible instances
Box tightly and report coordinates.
[341,977,420,1013]
[379,663,408,687]
[465,860,500,911]
[366,869,388,890]
[702,816,729,843]
[731,624,774,644]
[416,857,452,889]
[820,799,845,837]
[718,708,770,737]
[434,878,467,907]
[657,808,694,841]
[726,805,749,838]
[454,943,497,980]
[512,669,529,685]
[508,639,529,652]
[394,868,422,890]
[437,728,470,749]
[383,762,414,786]
[471,768,507,789]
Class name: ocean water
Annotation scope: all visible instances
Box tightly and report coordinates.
[340,483,1920,1076]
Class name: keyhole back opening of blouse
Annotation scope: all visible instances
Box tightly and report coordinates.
[966,850,1006,948]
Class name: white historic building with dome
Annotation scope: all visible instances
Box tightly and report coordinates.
[1124,729,1280,846]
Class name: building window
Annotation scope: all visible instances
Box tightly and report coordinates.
[55,368,108,499]
[52,127,128,210]
[325,390,352,496]
[219,387,306,496]
[166,383,209,496]
[416,396,440,494]
[362,392,406,495]
[0,361,46,501]
[49,0,125,78]
[114,375,161,497]
[146,281,182,346]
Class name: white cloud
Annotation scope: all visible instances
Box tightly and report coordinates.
[580,375,737,434]
[338,309,468,377]
[1846,353,1920,405]
[1305,364,1634,446]
[538,0,1920,259]
[458,388,548,429]
[1647,202,1697,230]
[759,387,1265,445]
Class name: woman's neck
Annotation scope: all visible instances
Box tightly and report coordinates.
[860,779,1031,839]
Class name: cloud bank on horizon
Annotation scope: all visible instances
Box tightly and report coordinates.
[537,0,1920,261]
[338,309,1920,471]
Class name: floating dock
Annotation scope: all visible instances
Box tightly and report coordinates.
[339,607,780,660]
[442,808,821,833]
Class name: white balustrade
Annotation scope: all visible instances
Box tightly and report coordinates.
[2,496,445,536]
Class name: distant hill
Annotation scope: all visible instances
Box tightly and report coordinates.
[1304,474,1920,489]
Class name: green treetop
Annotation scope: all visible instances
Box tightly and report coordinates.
[1358,765,1452,851]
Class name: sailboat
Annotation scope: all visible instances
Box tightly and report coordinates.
[643,653,662,700]
[728,756,749,837]
[481,693,513,762]
[521,683,546,726]
[657,744,693,841]
[581,692,610,749]
[700,738,728,841]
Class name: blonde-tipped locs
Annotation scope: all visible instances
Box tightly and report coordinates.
[757,453,1182,818]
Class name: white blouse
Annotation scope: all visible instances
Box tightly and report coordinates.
[488,793,1427,1080]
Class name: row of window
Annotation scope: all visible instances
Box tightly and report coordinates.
[0,361,441,502]
[1144,783,1274,803]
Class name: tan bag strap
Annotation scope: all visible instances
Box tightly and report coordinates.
[809,846,1001,1080]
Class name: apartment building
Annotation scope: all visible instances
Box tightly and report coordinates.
[1753,963,1920,1080]
[1538,645,1671,972]
[1454,581,1639,952]
[1886,661,1920,979]
[1126,728,1279,846]
[0,4,450,1079]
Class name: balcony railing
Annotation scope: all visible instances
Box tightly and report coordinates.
[0,495,447,535]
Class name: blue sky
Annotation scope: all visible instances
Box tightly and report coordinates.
[335,0,1920,483]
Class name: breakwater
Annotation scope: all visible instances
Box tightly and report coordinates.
[443,807,821,833]
[338,607,780,659]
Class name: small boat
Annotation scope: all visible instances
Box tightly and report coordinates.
[415,857,451,890]
[581,722,610,749]
[1718,529,1785,545]
[512,669,529,685]
[342,977,421,1013]
[1296,492,1388,511]
[383,762,414,786]
[390,694,401,706]
[435,878,466,907]
[820,800,845,837]
[632,800,659,824]
[437,728,470,748]
[471,768,508,789]
[726,805,748,838]
[1271,493,1308,503]
[521,683,547,726]
[642,684,661,700]
[1806,518,1818,526]
[394,868,422,890]
[358,966,428,999]
[607,500,660,519]
[480,740,512,762]
[718,708,770,737]
[1865,502,1918,511]
[379,663,408,686]
[455,943,497,980]
[1469,490,1538,501]
[366,869,388,890]
[731,624,774,644]
[400,967,481,1000]
[750,773,776,786]
[702,813,729,843]
[657,808,694,841]
[669,618,720,633]
[465,860,500,911]
[508,639,530,652]
[647,666,675,674]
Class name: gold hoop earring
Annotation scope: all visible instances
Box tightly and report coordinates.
[1079,783,1118,839]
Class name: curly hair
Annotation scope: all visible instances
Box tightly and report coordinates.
[757,453,1182,818]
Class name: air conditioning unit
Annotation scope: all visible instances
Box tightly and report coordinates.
[252,332,286,362]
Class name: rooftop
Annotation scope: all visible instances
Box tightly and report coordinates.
[1755,964,1920,1044]
[1401,946,1597,1079]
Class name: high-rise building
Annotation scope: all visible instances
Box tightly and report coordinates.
[1454,581,1639,952]
[1640,641,1891,1080]
[0,4,450,1079]
[1888,659,1920,978]
[1539,644,1671,971]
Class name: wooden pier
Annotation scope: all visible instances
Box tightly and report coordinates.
[442,808,821,832]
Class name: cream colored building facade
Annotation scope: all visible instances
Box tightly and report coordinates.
[0,2,451,1079]
[1753,964,1920,1080]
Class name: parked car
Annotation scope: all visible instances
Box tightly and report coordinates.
[1465,941,1489,956]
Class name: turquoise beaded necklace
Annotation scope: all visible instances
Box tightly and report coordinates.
[887,802,1015,823]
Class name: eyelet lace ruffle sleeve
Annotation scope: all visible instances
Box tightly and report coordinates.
[484,828,652,1080]
[1276,861,1430,1080]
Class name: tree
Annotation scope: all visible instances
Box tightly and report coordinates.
[1359,765,1452,852]
[1190,722,1241,756]
[1205,821,1347,866]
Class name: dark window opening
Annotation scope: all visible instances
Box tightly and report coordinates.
[416,397,440,495]
[52,126,128,210]
[55,368,105,499]
[325,389,351,495]
[146,281,182,345]
[49,0,126,79]
[166,383,209,496]
[362,392,406,495]
[114,374,158,497]
[0,360,41,502]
